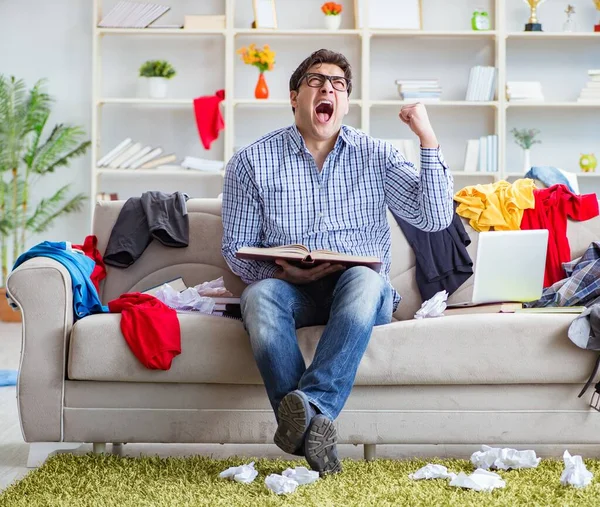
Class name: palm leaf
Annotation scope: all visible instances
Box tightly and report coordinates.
[29,124,89,175]
[0,76,29,171]
[26,186,87,234]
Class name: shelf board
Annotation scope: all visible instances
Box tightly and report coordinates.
[98,98,194,105]
[233,99,363,106]
[453,172,499,176]
[97,28,225,36]
[506,101,600,108]
[506,172,600,178]
[507,32,600,40]
[234,28,361,36]
[370,100,499,107]
[370,30,497,38]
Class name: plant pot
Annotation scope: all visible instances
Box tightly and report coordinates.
[147,77,169,99]
[254,72,269,99]
[523,149,531,173]
[324,15,342,30]
[0,287,21,323]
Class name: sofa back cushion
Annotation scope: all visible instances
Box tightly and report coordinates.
[94,199,600,318]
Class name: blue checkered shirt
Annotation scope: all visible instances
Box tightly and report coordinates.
[221,124,454,311]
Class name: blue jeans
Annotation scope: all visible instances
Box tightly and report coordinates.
[240,266,394,421]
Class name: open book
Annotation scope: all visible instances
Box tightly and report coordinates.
[235,245,382,271]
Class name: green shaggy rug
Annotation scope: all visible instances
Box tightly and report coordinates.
[2,454,600,506]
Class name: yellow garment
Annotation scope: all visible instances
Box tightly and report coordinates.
[454,179,535,232]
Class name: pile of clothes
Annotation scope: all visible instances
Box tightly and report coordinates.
[394,179,600,302]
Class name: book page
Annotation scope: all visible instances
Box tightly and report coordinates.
[237,244,309,256]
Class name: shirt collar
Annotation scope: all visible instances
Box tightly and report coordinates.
[288,124,357,154]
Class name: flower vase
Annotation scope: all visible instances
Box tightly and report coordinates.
[523,149,531,173]
[254,72,269,99]
[324,15,341,30]
[147,77,168,99]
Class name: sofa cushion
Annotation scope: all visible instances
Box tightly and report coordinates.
[68,312,597,385]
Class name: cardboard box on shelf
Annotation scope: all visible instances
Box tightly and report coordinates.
[183,15,226,30]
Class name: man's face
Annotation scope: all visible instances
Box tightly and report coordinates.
[290,63,350,142]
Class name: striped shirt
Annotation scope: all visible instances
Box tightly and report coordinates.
[221,124,454,311]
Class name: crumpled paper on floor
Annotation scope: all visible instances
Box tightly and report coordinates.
[194,276,234,298]
[155,284,216,313]
[471,445,541,470]
[560,450,594,488]
[265,473,299,495]
[409,464,456,481]
[218,462,258,484]
[449,469,506,492]
[415,290,448,319]
[281,466,319,485]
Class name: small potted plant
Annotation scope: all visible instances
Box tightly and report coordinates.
[322,2,343,30]
[139,60,176,99]
[237,44,276,99]
[511,127,541,173]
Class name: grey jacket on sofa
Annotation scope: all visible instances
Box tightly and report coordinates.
[7,198,600,458]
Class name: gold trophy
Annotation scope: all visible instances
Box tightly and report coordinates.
[594,0,600,32]
[523,0,547,31]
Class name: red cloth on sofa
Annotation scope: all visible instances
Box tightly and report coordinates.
[73,235,106,292]
[193,89,225,149]
[520,184,599,287]
[108,293,181,370]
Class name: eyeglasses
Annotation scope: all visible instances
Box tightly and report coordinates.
[300,72,351,92]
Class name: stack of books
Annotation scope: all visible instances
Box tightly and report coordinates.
[97,138,176,169]
[463,135,498,173]
[506,81,544,102]
[395,79,442,103]
[181,157,224,172]
[465,66,497,101]
[98,1,170,28]
[577,70,600,103]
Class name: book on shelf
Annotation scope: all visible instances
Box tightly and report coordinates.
[236,245,382,271]
[109,142,143,168]
[444,302,523,315]
[121,145,153,168]
[98,1,170,29]
[577,71,600,102]
[96,192,119,202]
[506,81,544,102]
[139,153,177,169]
[97,138,132,166]
[465,66,496,101]
[395,79,442,102]
[130,147,163,168]
[463,139,479,172]
[475,135,498,173]
[181,156,225,172]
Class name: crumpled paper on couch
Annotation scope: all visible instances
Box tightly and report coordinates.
[449,469,506,492]
[219,462,258,484]
[265,473,299,495]
[414,290,448,319]
[155,284,216,313]
[471,445,541,470]
[560,450,593,488]
[409,464,456,481]
[194,276,234,298]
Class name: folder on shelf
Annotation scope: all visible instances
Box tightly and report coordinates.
[463,139,479,172]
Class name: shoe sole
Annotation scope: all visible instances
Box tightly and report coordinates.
[305,415,342,476]
[274,392,311,455]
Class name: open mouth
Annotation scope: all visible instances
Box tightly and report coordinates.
[315,101,334,124]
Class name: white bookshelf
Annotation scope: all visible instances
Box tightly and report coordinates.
[90,0,600,225]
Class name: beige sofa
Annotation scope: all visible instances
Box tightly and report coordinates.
[7,198,600,466]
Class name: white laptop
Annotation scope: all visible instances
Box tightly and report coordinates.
[447,229,549,307]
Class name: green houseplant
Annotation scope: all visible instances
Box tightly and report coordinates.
[0,75,89,321]
[139,60,176,99]
[511,127,541,173]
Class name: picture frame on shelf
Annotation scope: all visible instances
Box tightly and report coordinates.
[253,0,278,29]
[354,0,422,30]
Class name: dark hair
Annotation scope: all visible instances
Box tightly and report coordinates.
[289,49,353,96]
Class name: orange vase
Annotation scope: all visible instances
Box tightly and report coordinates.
[255,72,269,99]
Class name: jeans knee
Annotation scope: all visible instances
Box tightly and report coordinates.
[241,278,284,313]
[338,266,386,294]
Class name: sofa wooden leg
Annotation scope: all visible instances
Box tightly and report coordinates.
[364,444,376,461]
[92,442,106,454]
[27,442,82,468]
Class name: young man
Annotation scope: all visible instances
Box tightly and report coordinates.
[221,49,454,475]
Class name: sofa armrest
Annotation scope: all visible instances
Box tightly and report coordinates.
[6,257,74,442]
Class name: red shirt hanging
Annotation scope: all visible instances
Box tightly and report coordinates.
[521,184,599,287]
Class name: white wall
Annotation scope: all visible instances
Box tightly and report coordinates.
[1,0,599,253]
